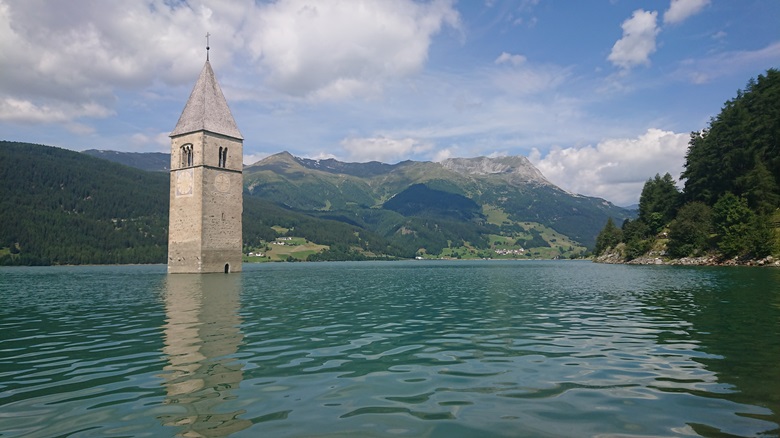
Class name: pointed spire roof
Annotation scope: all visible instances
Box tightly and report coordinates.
[170,60,243,140]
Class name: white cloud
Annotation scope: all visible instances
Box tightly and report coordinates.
[251,0,460,100]
[0,0,244,125]
[0,0,460,127]
[130,133,153,146]
[674,41,780,84]
[664,0,709,25]
[0,98,68,123]
[490,51,571,96]
[608,9,659,70]
[0,98,113,123]
[65,122,96,136]
[529,128,689,206]
[243,152,271,166]
[1,1,202,90]
[495,52,527,66]
[490,63,571,95]
[432,148,455,162]
[306,151,339,161]
[122,131,171,152]
[341,136,433,163]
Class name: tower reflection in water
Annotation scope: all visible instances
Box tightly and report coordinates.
[160,274,250,437]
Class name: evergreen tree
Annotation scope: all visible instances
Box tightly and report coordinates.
[738,158,780,215]
[667,202,712,258]
[712,193,754,258]
[638,173,681,234]
[749,214,777,259]
[621,219,651,261]
[682,69,780,209]
[594,218,622,256]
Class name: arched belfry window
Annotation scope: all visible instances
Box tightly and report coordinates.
[180,144,193,168]
[217,146,228,168]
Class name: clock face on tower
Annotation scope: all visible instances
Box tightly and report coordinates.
[175,169,194,196]
[214,174,230,193]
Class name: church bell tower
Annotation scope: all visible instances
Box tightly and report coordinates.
[168,41,243,274]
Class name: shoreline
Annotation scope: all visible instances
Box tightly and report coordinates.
[595,253,780,267]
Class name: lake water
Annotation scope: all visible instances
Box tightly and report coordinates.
[1,261,779,437]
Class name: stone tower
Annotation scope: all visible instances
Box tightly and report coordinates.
[168,56,243,274]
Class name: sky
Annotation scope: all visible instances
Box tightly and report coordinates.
[1,0,778,206]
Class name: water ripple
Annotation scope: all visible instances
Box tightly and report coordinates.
[1,262,779,437]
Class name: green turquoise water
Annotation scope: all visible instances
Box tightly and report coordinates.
[1,261,778,437]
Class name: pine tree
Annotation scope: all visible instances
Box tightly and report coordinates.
[594,218,622,256]
[683,69,780,207]
[712,193,754,258]
[667,202,712,258]
[638,173,681,234]
[738,158,780,215]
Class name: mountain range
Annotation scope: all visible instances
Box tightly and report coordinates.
[81,146,632,249]
[82,148,634,243]
[1,141,634,264]
[242,151,632,249]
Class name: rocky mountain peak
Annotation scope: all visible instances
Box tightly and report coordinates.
[440,155,552,186]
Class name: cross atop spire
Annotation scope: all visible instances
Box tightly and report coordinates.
[205,32,210,61]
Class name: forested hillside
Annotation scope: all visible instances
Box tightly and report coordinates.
[1,141,169,265]
[595,69,780,262]
[0,142,401,265]
[682,70,780,210]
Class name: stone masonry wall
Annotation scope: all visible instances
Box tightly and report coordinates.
[168,131,243,273]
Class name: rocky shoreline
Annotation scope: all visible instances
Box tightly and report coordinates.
[595,252,779,267]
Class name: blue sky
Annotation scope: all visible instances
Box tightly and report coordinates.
[1,0,778,205]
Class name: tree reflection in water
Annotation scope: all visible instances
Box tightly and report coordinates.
[160,274,250,437]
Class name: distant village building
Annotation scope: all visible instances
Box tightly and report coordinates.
[494,248,525,256]
[167,45,243,274]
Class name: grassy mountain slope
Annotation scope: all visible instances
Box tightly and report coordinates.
[245,151,633,248]
[245,152,377,210]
